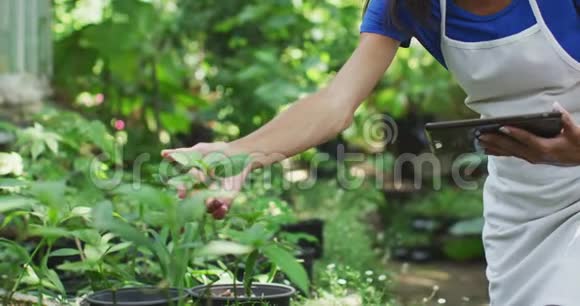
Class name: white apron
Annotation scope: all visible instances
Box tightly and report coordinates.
[439,0,580,305]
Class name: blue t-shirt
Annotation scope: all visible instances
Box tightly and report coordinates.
[361,0,580,67]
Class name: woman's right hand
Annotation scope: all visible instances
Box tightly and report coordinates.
[161,142,250,219]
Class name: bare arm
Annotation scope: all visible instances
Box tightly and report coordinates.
[161,34,400,218]
[228,34,400,166]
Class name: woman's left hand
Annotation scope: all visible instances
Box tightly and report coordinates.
[479,102,580,166]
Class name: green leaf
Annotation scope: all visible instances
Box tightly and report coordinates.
[0,238,30,261]
[201,152,227,166]
[73,229,101,245]
[114,184,173,208]
[80,120,121,164]
[92,202,157,253]
[31,141,45,160]
[45,137,59,154]
[167,174,194,189]
[227,223,273,247]
[106,241,133,254]
[0,196,34,213]
[108,221,153,250]
[44,268,66,295]
[28,226,73,238]
[57,261,97,272]
[170,151,202,166]
[210,155,250,178]
[261,245,309,293]
[84,244,104,261]
[92,201,113,229]
[49,248,80,257]
[199,240,253,257]
[0,178,27,188]
[177,193,206,224]
[29,181,66,208]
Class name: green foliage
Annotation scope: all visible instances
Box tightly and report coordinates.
[407,184,483,219]
[442,237,484,261]
[291,180,385,272]
[262,245,309,293]
[302,263,396,305]
[0,113,310,302]
[3,0,475,302]
[52,0,463,152]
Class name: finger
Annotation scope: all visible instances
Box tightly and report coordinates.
[478,137,510,156]
[479,134,535,160]
[553,102,577,130]
[161,147,195,160]
[498,126,548,150]
[553,102,580,139]
[189,168,208,184]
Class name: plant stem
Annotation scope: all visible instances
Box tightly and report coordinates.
[233,257,240,304]
[8,238,45,302]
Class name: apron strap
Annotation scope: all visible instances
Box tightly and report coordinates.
[440,0,448,39]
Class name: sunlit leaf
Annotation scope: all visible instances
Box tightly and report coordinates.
[170,151,203,167]
[262,245,309,293]
[31,141,44,160]
[49,248,80,257]
[106,241,133,254]
[0,178,27,188]
[210,155,250,178]
[44,268,66,295]
[57,261,97,272]
[199,240,253,257]
[28,226,73,238]
[0,196,34,213]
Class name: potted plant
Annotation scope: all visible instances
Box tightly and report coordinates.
[189,223,308,306]
[84,150,248,305]
[83,182,205,305]
[86,287,184,306]
[164,152,308,305]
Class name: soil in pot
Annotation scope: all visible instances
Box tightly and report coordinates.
[190,283,295,306]
[85,287,186,306]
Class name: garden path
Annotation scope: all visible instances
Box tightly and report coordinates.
[392,261,489,306]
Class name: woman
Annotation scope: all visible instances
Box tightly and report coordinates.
[163,0,580,304]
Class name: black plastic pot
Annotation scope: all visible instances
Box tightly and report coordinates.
[85,287,185,306]
[381,180,421,204]
[280,219,324,259]
[392,245,440,263]
[189,283,295,306]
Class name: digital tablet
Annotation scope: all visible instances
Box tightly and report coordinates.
[425,112,563,156]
